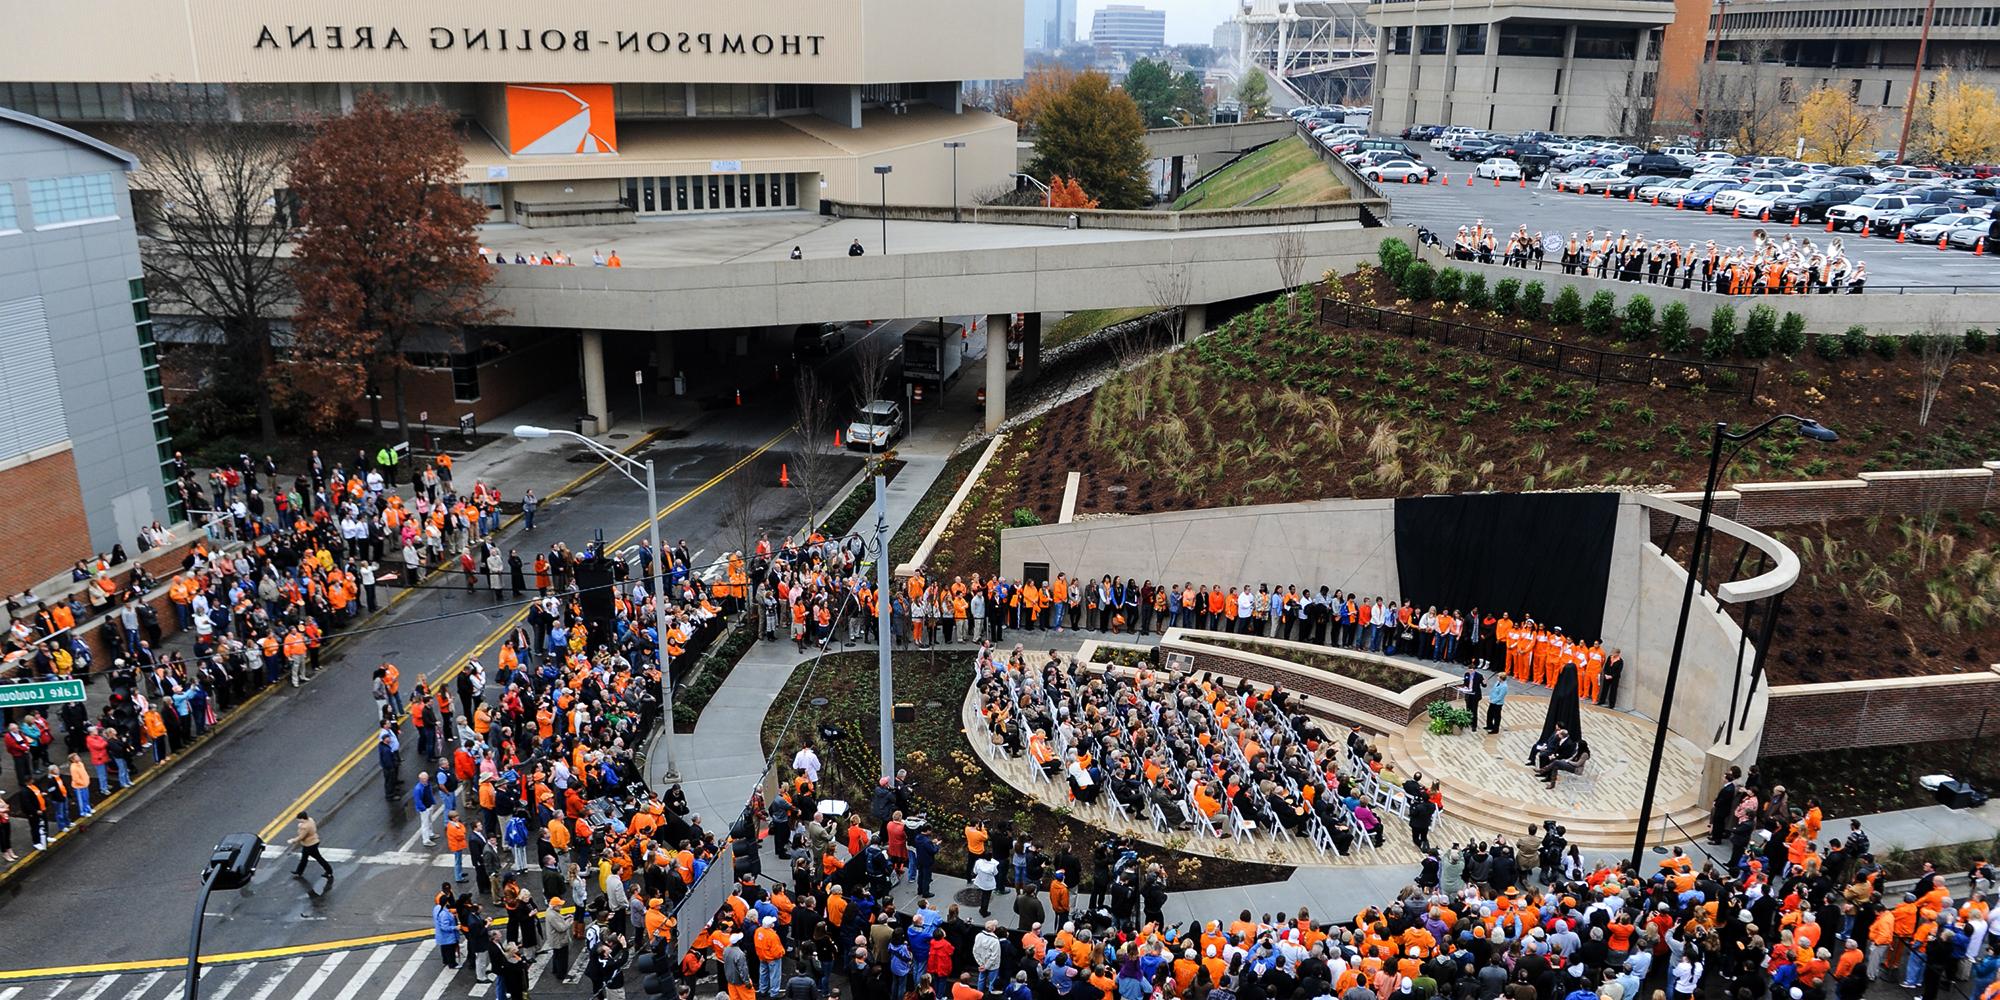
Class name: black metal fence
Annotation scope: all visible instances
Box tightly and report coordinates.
[1318,296,1762,398]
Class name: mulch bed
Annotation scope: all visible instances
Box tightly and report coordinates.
[760,650,1295,889]
[1200,635,1437,693]
[1757,737,2000,819]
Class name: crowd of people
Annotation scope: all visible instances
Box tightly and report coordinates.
[1448,221,1869,294]
[641,664,1997,1000]
[477,246,623,268]
[0,446,527,857]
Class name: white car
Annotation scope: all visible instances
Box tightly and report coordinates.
[1474,157,1523,181]
[845,399,905,452]
[1640,177,1703,202]
[1556,167,1621,192]
[1733,183,1808,217]
[1696,150,1736,165]
[1907,212,1989,243]
[1826,192,1916,231]
[1361,159,1434,183]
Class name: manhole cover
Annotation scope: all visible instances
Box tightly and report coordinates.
[1105,485,1127,494]
[811,697,829,707]
[609,433,632,440]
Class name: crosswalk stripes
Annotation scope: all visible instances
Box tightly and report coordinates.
[0,940,592,1000]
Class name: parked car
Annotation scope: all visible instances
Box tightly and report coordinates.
[1907,211,1989,243]
[1556,167,1621,192]
[1878,202,1954,237]
[1714,181,1804,214]
[1474,157,1523,181]
[1826,192,1916,231]
[1946,217,2000,251]
[1623,153,1694,177]
[1401,124,1443,140]
[1828,165,1877,183]
[1678,180,1743,209]
[1446,138,1498,161]
[1605,174,1666,198]
[1360,158,1438,183]
[1639,177,1703,202]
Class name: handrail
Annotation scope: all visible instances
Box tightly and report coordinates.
[1628,492,1799,605]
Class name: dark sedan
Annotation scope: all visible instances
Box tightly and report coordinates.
[1767,184,1865,223]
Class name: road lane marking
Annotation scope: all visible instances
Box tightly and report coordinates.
[241,958,302,1000]
[291,951,346,999]
[417,963,460,1000]
[203,964,257,1000]
[326,945,393,1000]
[120,972,166,999]
[378,944,433,1000]
[259,427,787,844]
[72,977,121,1000]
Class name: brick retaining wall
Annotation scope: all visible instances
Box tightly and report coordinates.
[1762,669,2000,755]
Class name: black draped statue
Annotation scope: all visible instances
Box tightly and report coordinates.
[1539,662,1584,745]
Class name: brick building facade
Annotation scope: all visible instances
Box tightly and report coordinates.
[0,447,93,595]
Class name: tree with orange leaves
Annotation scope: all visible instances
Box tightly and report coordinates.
[1003,65,1080,131]
[1045,175,1100,210]
[286,91,496,435]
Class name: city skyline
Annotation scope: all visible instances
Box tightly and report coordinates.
[1077,0,1235,44]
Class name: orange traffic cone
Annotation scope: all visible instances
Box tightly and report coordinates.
[1603,187,1610,199]
[1978,238,1986,256]
[1652,194,1660,206]
[1628,190,1636,201]
[1790,212,1799,227]
[1420,173,1428,184]
[1939,234,1949,250]
[735,389,743,406]
[1556,182,1566,193]
[1861,221,1870,237]
[1731,206,1740,218]
[1519,176,1527,188]
[779,463,791,487]
[1442,174,1449,185]
[1761,209,1770,222]
[1676,199,1684,210]
[1493,176,1500,188]
[1897,229,1906,243]
[1706,202,1714,214]
[1826,218,1835,232]
[833,429,843,448]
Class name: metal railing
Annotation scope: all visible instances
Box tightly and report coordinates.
[1318,296,1763,397]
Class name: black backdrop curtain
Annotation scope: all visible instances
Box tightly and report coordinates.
[1392,493,1620,641]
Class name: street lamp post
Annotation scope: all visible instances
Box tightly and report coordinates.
[513,424,678,781]
[1009,172,1053,207]
[942,141,967,223]
[186,833,263,999]
[873,164,893,253]
[1628,414,1836,873]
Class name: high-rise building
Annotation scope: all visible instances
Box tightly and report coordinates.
[1027,0,1078,51]
[0,109,174,593]
[1091,5,1169,55]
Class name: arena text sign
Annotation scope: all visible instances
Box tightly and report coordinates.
[252,25,827,57]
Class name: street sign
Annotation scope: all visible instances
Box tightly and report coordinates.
[0,679,86,708]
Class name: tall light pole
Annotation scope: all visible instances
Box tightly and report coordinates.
[873,164,893,253]
[1629,414,1836,872]
[1895,0,1940,164]
[1009,172,1053,206]
[513,424,678,781]
[872,474,896,778]
[942,141,967,223]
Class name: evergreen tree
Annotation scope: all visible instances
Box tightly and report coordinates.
[1029,71,1152,209]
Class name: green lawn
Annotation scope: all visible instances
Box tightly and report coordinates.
[1044,306,1159,349]
[1171,136,1348,210]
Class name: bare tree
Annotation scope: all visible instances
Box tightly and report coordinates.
[1274,226,1309,321]
[851,335,893,412]
[127,96,304,444]
[722,443,768,567]
[1916,323,1961,429]
[1145,257,1195,346]
[790,368,838,535]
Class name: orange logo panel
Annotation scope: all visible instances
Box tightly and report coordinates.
[506,84,618,155]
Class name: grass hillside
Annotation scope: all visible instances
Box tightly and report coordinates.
[1171,136,1348,210]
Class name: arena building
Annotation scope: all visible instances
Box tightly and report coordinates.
[0,0,1023,220]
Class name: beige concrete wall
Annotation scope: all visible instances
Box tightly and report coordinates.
[999,498,1402,598]
[1142,119,1298,159]
[825,199,1376,231]
[2,0,1022,85]
[1412,241,2000,334]
[477,223,1387,331]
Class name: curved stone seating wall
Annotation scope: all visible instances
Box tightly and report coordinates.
[1157,628,1462,733]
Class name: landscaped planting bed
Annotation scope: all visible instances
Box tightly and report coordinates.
[1196,635,1438,694]
[759,651,1294,887]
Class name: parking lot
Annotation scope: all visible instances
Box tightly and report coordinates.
[1373,166,2000,291]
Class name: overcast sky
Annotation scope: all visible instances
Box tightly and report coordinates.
[1077,0,1240,45]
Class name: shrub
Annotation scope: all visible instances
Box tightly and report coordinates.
[1379,237,1415,282]
[1582,290,1618,336]
[1659,301,1691,353]
[1492,277,1521,315]
[1740,304,1778,358]
[1520,281,1547,320]
[1461,272,1488,310]
[1620,294,1655,340]
[1435,267,1465,303]
[1810,331,1843,361]
[1702,305,1738,360]
[1841,323,1868,357]
[1870,334,1899,359]
[1399,260,1435,300]
[1010,507,1042,528]
[1550,285,1584,324]
[1967,328,1991,352]
[1775,311,1807,356]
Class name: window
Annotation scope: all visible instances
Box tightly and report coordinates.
[1497,23,1565,57]
[237,83,343,119]
[615,83,689,118]
[775,83,811,112]
[1392,26,1412,54]
[1573,26,1637,60]
[0,183,16,234]
[1,82,127,121]
[1420,25,1447,54]
[29,173,118,228]
[1457,24,1487,54]
[693,83,770,116]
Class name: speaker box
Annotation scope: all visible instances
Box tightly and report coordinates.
[893,702,915,723]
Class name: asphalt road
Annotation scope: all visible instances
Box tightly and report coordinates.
[0,316,975,978]
[1377,170,2000,291]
